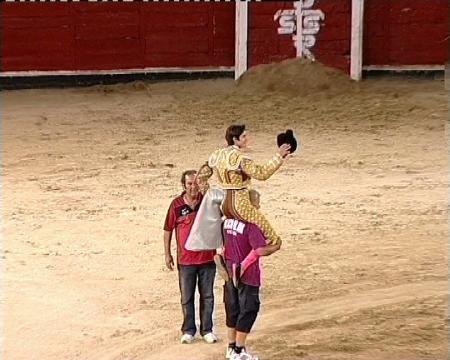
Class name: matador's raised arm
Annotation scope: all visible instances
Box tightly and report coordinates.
[240,153,283,181]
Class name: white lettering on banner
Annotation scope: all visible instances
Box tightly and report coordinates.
[274,9,296,35]
[302,0,316,9]
[273,0,325,60]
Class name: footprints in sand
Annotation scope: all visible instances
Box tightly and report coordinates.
[99,281,447,360]
[110,328,144,338]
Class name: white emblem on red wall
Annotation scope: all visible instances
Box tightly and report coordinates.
[274,0,325,60]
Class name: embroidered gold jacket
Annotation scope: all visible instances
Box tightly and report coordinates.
[197,146,283,192]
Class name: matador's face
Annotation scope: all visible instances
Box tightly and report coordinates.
[234,130,249,149]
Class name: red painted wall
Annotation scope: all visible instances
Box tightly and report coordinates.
[1,2,235,72]
[248,0,447,73]
[248,0,351,72]
[313,0,352,72]
[364,0,449,66]
[1,2,448,74]
[248,1,296,69]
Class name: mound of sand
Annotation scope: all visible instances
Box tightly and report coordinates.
[236,58,358,97]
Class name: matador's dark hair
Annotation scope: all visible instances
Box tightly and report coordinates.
[225,124,246,146]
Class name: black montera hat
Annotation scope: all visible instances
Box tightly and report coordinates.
[277,129,298,153]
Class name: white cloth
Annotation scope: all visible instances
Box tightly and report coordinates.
[185,187,224,251]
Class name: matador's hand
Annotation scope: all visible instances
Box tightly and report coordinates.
[278,143,291,158]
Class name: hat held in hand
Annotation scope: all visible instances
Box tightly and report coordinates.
[277,129,298,153]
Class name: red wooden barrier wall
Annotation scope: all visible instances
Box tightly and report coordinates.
[248,1,351,72]
[1,1,448,74]
[363,0,449,66]
[248,1,296,68]
[1,2,235,72]
[313,0,351,72]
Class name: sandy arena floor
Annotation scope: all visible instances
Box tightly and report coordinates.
[2,60,448,359]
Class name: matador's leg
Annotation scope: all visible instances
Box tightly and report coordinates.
[222,189,281,246]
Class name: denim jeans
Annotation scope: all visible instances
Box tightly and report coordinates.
[178,262,216,336]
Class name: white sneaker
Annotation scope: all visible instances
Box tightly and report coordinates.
[203,332,218,344]
[180,333,194,344]
[239,352,259,360]
[226,346,236,359]
[231,349,259,360]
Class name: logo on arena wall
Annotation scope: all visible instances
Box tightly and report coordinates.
[274,0,325,60]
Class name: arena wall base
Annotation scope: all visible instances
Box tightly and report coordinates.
[362,65,445,82]
[0,68,234,91]
[363,65,445,72]
[362,65,445,79]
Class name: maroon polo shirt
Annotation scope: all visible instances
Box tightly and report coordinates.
[164,193,215,266]
[223,219,267,287]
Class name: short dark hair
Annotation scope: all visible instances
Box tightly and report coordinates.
[225,125,246,146]
[181,170,197,187]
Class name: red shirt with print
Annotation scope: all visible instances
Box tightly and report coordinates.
[164,193,215,265]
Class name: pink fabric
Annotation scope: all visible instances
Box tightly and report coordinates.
[240,249,260,276]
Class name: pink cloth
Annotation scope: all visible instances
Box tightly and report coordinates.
[241,249,260,276]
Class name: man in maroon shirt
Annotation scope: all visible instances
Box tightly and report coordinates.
[222,191,280,360]
[164,170,217,344]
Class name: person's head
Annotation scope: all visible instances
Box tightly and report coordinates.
[249,189,260,209]
[225,124,248,148]
[181,170,198,198]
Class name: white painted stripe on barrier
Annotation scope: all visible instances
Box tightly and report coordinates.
[350,0,364,81]
[295,1,302,58]
[13,0,181,1]
[235,1,248,80]
[0,67,234,78]
[363,65,445,71]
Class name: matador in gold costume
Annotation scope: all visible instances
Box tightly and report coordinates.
[185,125,291,250]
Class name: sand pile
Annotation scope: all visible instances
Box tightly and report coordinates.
[236,58,358,97]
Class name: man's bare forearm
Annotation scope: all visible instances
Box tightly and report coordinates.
[164,230,172,255]
[256,243,280,257]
